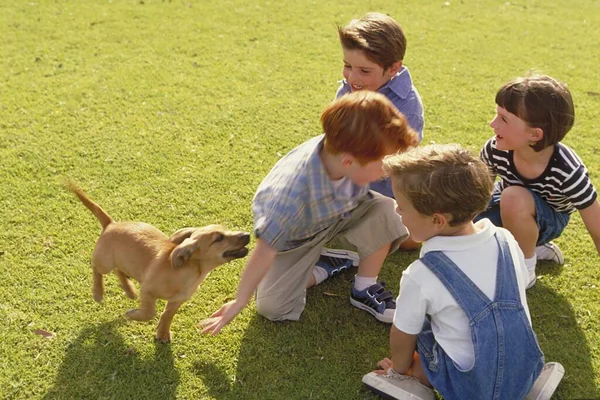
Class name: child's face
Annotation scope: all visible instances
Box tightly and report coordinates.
[344,157,386,187]
[342,49,398,92]
[393,190,437,243]
[490,106,538,151]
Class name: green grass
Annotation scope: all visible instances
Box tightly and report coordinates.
[1,0,599,398]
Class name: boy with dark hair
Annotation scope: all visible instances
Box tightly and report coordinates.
[201,91,418,334]
[363,144,564,400]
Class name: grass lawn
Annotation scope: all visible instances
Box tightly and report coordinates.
[1,0,599,398]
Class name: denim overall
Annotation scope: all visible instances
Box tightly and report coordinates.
[417,230,544,400]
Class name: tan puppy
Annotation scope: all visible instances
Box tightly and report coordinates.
[67,182,250,342]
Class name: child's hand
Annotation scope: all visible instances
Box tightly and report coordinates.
[375,357,394,375]
[199,299,246,335]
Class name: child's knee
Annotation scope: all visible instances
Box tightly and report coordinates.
[255,296,303,322]
[500,186,535,216]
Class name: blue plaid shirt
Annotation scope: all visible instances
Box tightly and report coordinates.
[252,135,370,251]
[336,66,424,141]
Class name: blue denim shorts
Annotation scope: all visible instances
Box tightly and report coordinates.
[475,187,570,246]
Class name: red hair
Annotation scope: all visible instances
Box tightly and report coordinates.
[321,91,418,164]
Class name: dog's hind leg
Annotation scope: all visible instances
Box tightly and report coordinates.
[125,291,157,321]
[114,269,136,299]
[155,300,184,343]
[92,267,104,303]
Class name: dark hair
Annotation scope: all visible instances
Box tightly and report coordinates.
[495,75,575,152]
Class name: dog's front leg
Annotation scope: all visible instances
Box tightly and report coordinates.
[155,300,184,343]
[125,291,156,321]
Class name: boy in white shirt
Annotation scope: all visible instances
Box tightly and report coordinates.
[362,144,564,400]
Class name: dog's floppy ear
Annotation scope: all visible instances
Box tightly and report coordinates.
[171,235,201,268]
[170,228,197,245]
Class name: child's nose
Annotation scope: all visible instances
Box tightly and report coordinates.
[347,70,359,84]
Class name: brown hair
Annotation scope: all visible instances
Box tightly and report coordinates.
[495,74,575,152]
[383,144,493,226]
[338,12,406,70]
[321,91,418,164]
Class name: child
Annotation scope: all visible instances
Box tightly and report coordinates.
[336,12,424,198]
[477,74,600,286]
[362,145,564,400]
[200,91,419,334]
[320,12,424,263]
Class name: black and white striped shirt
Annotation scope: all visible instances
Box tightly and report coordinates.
[480,137,597,214]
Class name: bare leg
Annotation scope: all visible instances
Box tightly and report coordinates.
[357,243,391,278]
[409,352,431,387]
[499,186,538,258]
[125,291,157,321]
[155,300,184,343]
[306,273,317,288]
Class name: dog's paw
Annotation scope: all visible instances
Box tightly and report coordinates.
[92,293,103,303]
[155,332,172,344]
[125,309,142,320]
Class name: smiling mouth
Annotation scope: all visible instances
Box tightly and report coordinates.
[351,84,364,90]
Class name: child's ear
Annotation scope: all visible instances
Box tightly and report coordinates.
[432,213,449,230]
[341,153,355,168]
[386,60,403,77]
[528,127,544,142]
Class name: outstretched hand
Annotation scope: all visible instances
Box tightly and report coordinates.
[199,299,246,335]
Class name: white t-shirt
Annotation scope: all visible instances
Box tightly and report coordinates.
[393,219,531,370]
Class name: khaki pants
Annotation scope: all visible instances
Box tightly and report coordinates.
[255,192,408,321]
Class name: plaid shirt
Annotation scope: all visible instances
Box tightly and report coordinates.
[252,135,370,251]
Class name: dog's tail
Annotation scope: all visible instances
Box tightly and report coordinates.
[65,181,113,230]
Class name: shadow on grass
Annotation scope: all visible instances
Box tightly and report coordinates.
[193,272,397,400]
[527,280,599,399]
[193,251,597,399]
[43,320,180,400]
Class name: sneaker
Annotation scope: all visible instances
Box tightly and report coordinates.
[350,282,396,323]
[320,248,360,266]
[315,249,359,278]
[526,268,537,289]
[535,242,564,264]
[526,362,565,400]
[362,370,435,400]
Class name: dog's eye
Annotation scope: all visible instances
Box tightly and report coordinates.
[214,233,224,243]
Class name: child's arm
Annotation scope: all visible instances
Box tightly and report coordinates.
[389,324,418,373]
[578,199,600,255]
[200,238,276,335]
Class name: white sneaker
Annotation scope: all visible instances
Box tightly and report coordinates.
[362,370,435,400]
[320,248,360,266]
[526,271,537,289]
[525,362,565,400]
[535,242,564,264]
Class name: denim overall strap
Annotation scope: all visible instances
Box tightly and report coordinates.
[418,231,544,400]
[420,252,492,320]
[492,229,521,303]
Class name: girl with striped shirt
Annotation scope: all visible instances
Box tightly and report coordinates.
[477,75,600,288]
